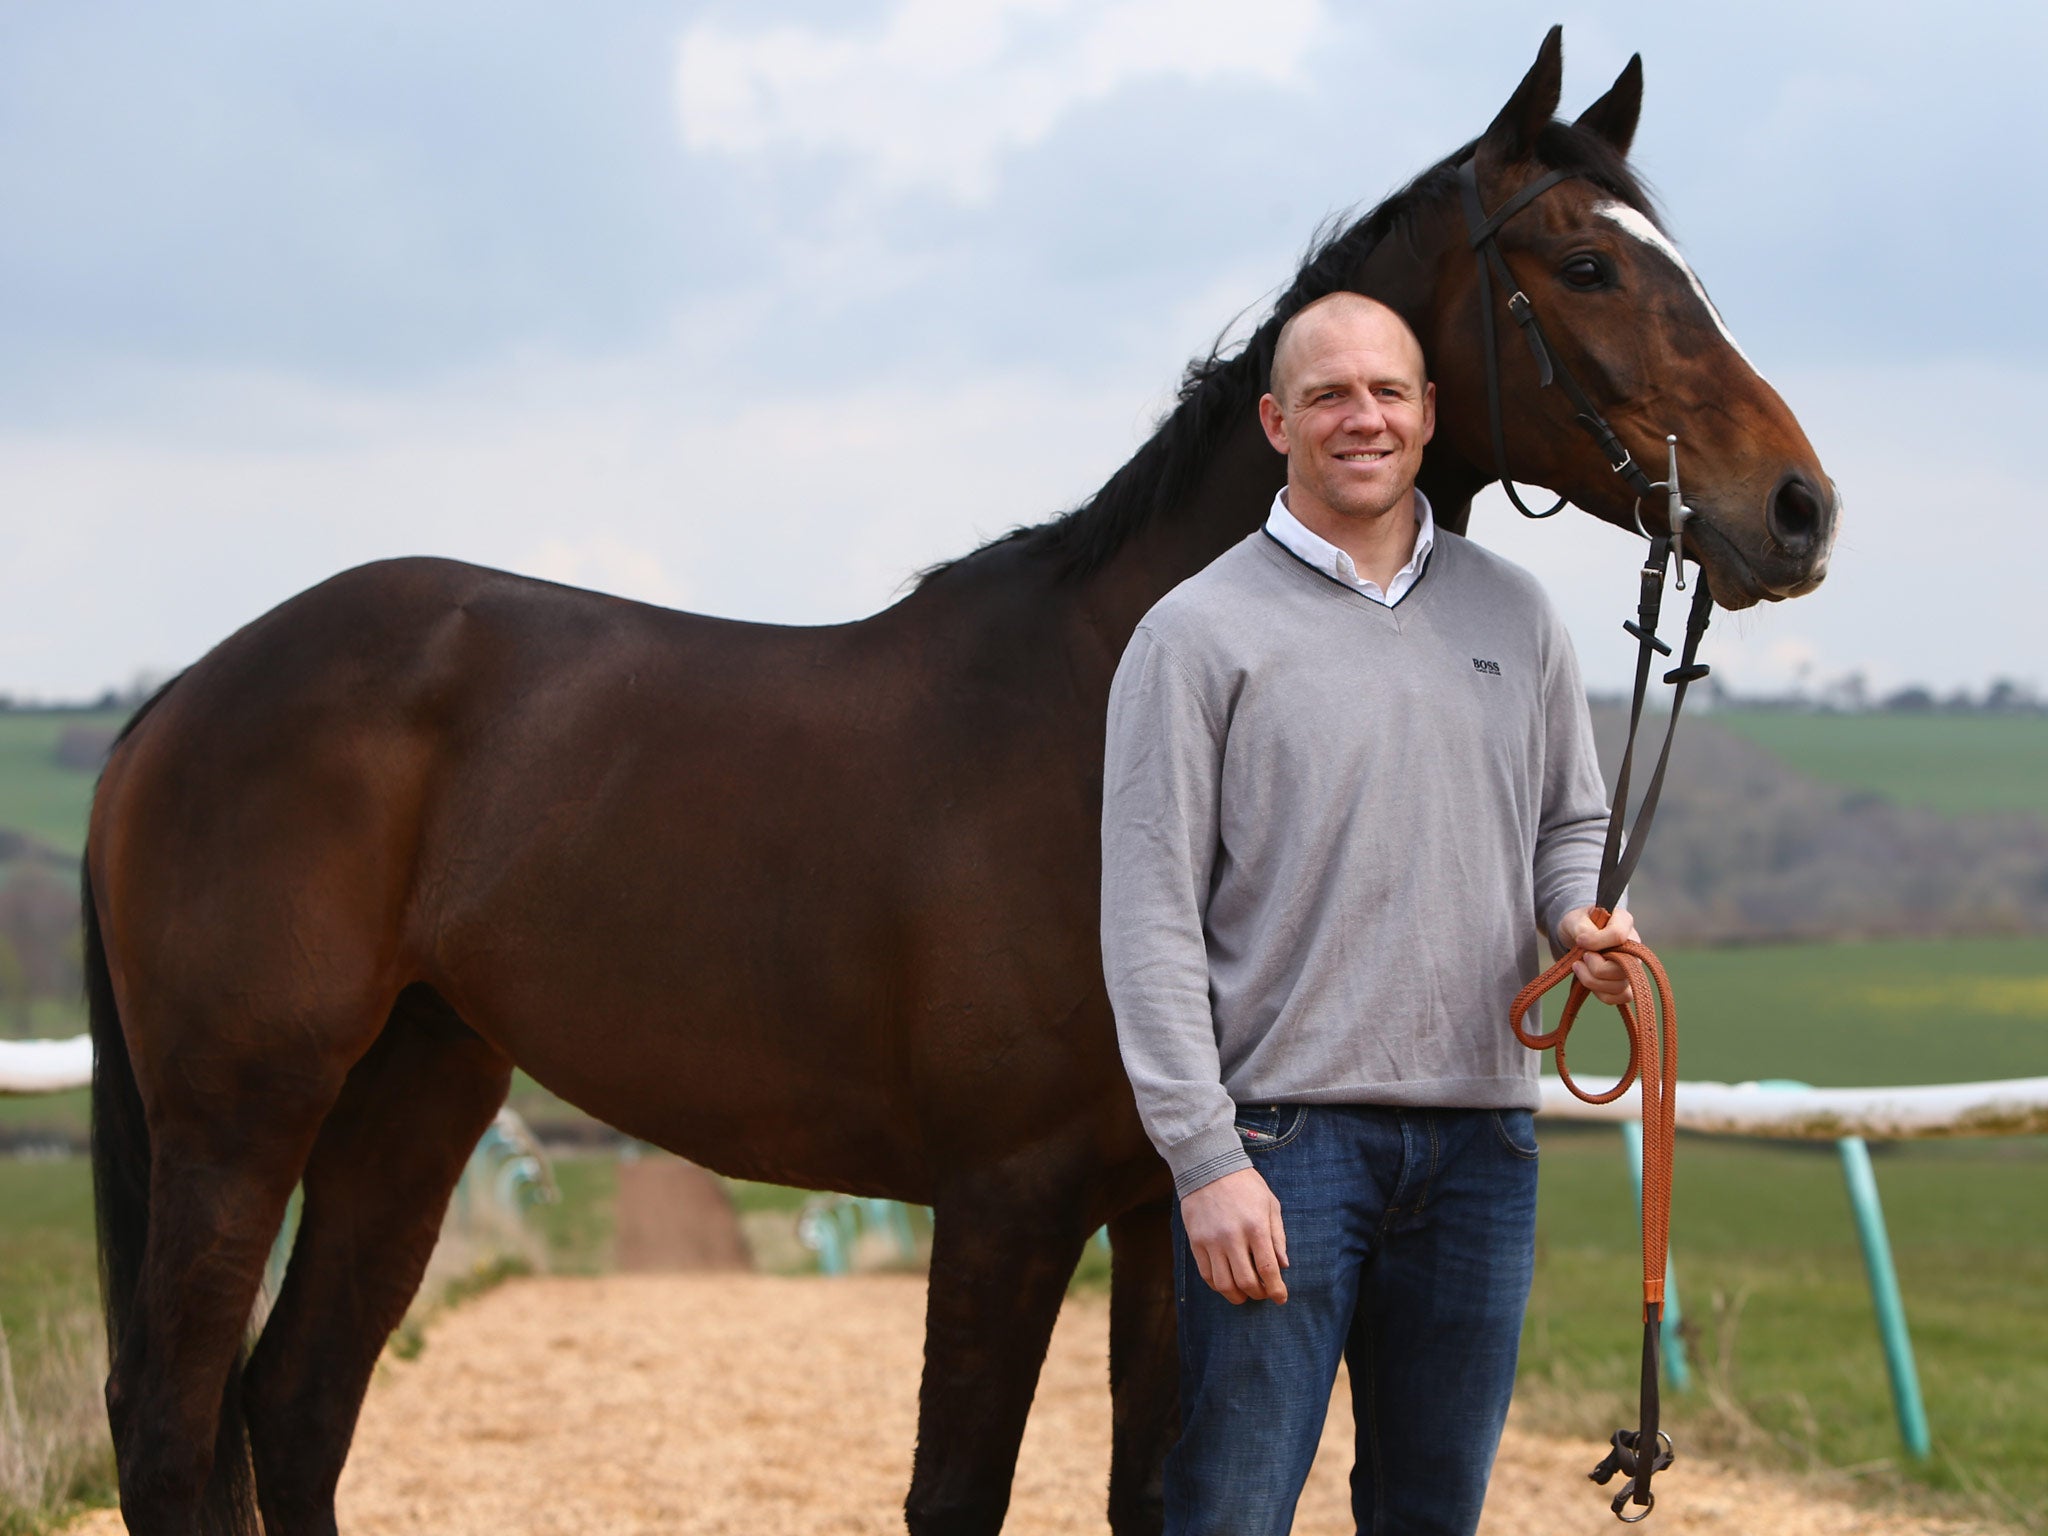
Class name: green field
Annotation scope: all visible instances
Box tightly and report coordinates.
[0,710,125,856]
[1712,709,2048,821]
[1553,935,2048,1089]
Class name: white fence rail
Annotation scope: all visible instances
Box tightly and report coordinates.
[0,1033,92,1094]
[1538,1073,2048,1139]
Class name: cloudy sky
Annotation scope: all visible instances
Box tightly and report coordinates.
[2,1,2041,701]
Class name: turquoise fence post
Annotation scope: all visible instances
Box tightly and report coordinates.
[1618,1119,1691,1391]
[1837,1134,1932,1459]
[1753,1080,1930,1461]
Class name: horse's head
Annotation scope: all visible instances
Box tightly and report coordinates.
[1390,29,1836,609]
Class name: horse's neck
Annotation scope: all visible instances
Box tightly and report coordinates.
[1418,457,1485,538]
[1072,411,1285,671]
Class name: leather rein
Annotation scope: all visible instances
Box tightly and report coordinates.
[1458,155,1716,1523]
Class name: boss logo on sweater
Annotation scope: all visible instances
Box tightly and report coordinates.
[1471,658,1502,676]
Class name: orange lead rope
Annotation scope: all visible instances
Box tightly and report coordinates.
[1510,909,1678,1521]
[1509,524,1715,1521]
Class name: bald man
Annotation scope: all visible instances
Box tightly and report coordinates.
[1100,294,1635,1535]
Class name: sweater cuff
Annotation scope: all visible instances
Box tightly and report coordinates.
[1165,1123,1254,1200]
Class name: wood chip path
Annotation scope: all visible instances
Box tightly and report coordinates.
[70,1274,1987,1534]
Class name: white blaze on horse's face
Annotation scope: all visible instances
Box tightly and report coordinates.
[1592,201,1767,386]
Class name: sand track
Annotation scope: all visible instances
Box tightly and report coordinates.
[71,1274,1982,1534]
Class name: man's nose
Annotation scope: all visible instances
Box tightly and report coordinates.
[1342,396,1387,432]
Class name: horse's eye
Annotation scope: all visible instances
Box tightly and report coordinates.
[1561,254,1610,291]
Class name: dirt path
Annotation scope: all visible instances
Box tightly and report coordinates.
[71,1274,1983,1534]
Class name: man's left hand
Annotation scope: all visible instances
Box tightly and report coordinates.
[1559,906,1641,1008]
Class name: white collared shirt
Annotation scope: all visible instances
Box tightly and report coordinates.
[1264,488,1437,607]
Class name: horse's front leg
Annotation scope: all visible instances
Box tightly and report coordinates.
[906,1158,1093,1536]
[1107,1198,1178,1536]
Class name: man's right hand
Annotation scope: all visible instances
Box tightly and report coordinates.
[1180,1167,1289,1305]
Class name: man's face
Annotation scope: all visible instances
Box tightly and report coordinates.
[1258,299,1436,527]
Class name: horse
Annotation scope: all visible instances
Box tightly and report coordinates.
[85,29,1834,1536]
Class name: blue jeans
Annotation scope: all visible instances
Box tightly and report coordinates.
[1164,1104,1540,1536]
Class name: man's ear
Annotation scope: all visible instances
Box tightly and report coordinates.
[1574,53,1642,158]
[1476,25,1563,179]
[1258,394,1290,456]
[1419,381,1437,448]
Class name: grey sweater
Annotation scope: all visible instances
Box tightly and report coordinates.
[1100,527,1609,1198]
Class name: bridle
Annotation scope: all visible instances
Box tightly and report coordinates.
[1460,154,1718,1523]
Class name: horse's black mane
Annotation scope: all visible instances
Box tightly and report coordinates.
[917,121,1657,588]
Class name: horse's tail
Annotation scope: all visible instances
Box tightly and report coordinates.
[84,858,148,1377]
[88,693,261,1536]
[89,670,182,1362]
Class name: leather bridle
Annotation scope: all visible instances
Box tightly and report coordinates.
[1460,154,1723,1523]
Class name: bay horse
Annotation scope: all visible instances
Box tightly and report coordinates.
[86,29,1834,1536]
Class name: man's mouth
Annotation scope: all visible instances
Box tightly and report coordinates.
[1335,449,1392,463]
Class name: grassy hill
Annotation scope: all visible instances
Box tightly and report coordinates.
[1711,709,2048,820]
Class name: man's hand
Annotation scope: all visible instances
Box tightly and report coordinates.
[1180,1167,1289,1305]
[1560,905,1641,1008]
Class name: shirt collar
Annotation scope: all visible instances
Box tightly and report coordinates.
[1265,488,1436,600]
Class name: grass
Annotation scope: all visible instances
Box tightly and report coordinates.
[1527,1127,2048,1531]
[0,1159,112,1534]
[1547,935,2048,1089]
[1711,709,2048,821]
[0,1089,87,1148]
[0,712,125,858]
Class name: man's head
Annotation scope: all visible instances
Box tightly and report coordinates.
[1259,293,1435,529]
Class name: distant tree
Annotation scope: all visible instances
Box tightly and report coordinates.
[1983,678,2041,714]
[1883,686,1936,713]
[54,724,119,771]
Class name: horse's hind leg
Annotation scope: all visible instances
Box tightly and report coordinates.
[105,1020,357,1536]
[243,985,512,1536]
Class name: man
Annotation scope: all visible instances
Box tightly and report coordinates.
[1100,292,1639,1536]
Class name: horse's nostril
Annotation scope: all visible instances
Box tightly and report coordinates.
[1768,475,1827,554]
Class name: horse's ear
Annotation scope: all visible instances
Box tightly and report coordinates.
[1575,53,1643,157]
[1478,25,1564,166]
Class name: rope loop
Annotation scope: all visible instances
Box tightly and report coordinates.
[1509,906,1677,1308]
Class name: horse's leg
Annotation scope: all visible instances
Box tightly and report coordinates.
[905,1168,1091,1536]
[106,1026,353,1536]
[1106,1199,1178,1536]
[243,986,512,1536]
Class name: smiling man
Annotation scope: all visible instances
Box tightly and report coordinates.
[1100,292,1639,1536]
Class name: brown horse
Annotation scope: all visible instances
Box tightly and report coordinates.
[86,30,1834,1536]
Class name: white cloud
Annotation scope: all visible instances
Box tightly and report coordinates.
[676,0,1326,201]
